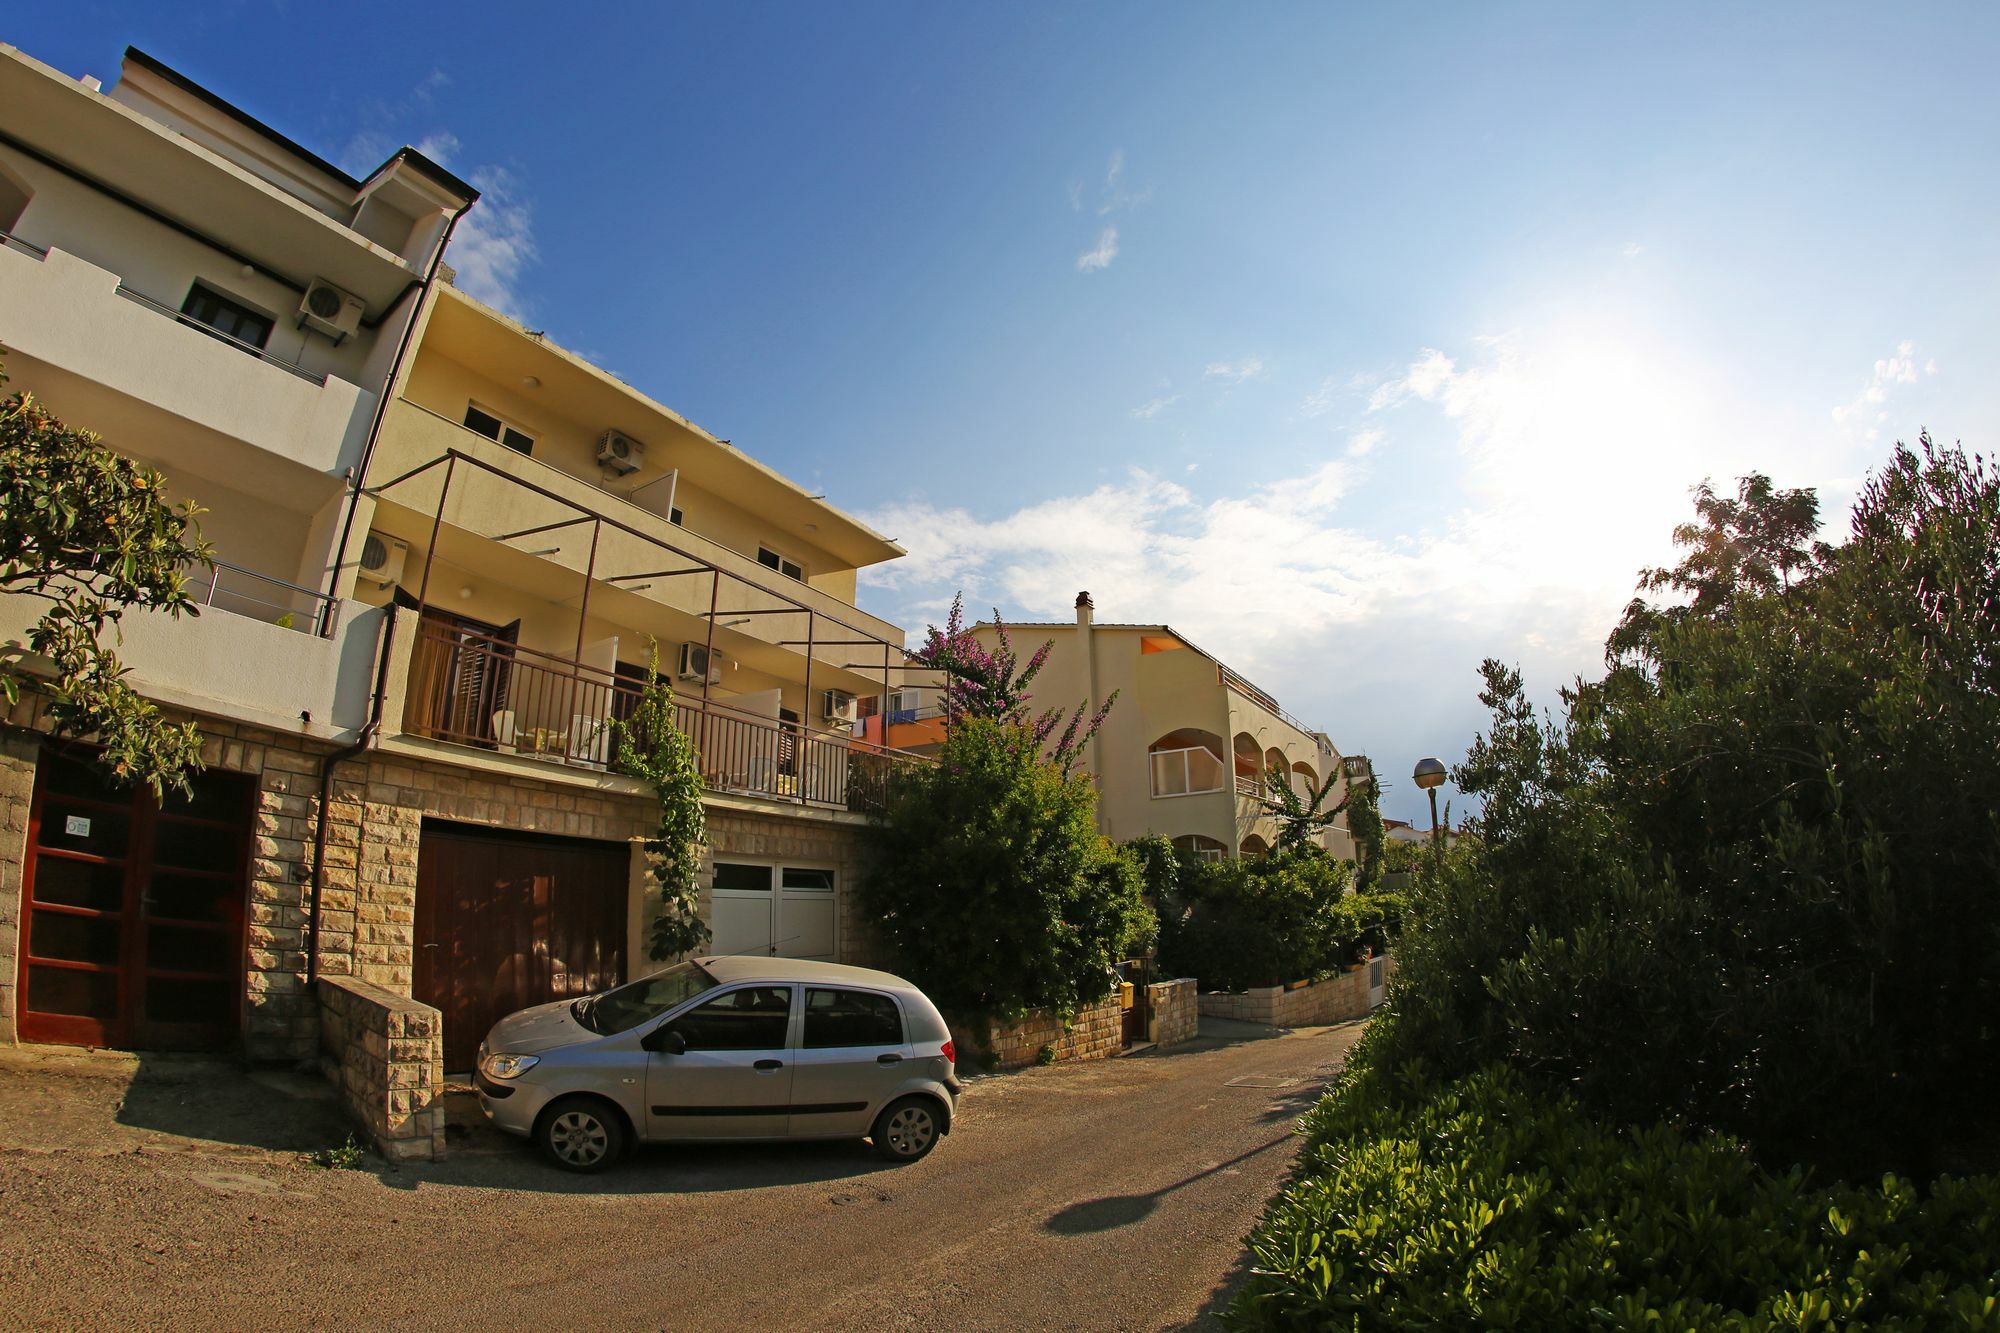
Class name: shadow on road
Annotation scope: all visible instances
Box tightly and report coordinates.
[1041,1131,1295,1236]
[109,1054,350,1153]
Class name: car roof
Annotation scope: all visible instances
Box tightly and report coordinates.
[697,955,923,993]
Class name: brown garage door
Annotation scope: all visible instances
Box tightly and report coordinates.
[414,821,629,1071]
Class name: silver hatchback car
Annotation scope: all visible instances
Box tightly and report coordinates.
[475,956,962,1173]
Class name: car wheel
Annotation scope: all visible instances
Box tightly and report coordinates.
[536,1096,627,1173]
[871,1095,941,1164]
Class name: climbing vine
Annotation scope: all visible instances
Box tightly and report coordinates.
[609,641,710,960]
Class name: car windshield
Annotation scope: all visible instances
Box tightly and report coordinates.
[575,961,718,1035]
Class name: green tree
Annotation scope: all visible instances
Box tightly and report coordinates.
[1377,435,2000,1177]
[858,717,1147,1025]
[0,363,212,796]
[608,643,709,961]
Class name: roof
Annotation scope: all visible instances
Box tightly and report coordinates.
[123,46,478,204]
[698,956,919,991]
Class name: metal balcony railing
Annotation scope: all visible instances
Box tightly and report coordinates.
[196,560,337,635]
[112,284,327,385]
[403,619,926,811]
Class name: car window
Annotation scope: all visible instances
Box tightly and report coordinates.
[803,988,904,1049]
[579,961,717,1034]
[669,986,792,1051]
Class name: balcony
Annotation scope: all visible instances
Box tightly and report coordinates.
[0,241,372,476]
[398,616,923,812]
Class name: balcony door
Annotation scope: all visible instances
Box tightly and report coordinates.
[407,606,520,749]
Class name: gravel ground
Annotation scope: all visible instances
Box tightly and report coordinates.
[0,1019,1363,1331]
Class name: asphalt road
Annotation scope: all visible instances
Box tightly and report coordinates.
[0,1019,1364,1331]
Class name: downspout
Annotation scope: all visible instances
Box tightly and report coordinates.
[306,607,399,983]
[319,198,474,629]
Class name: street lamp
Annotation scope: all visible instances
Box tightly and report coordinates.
[1412,757,1447,855]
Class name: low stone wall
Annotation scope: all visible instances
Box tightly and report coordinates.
[1146,978,1198,1049]
[1198,956,1395,1028]
[317,976,445,1162]
[969,993,1125,1071]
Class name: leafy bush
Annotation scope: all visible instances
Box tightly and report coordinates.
[1371,439,2000,1178]
[1154,848,1400,991]
[859,718,1148,1024]
[1231,1053,2000,1331]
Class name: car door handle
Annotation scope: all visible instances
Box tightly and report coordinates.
[754,1059,783,1072]
[876,1054,902,1065]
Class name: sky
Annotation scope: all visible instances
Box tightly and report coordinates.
[16,3,1998,822]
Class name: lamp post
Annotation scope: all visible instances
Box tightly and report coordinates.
[1413,757,1447,856]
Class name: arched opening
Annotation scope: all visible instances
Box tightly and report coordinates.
[1239,833,1270,860]
[0,162,32,237]
[1148,728,1226,797]
[1171,833,1228,863]
[1262,747,1287,797]
[1233,733,1261,795]
[1291,760,1319,802]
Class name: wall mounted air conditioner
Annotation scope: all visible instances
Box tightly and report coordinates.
[676,642,721,685]
[299,278,365,343]
[597,429,645,475]
[821,689,856,723]
[358,534,408,588]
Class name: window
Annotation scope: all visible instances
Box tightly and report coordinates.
[668,986,792,1050]
[782,867,834,892]
[712,862,773,893]
[180,283,274,350]
[463,403,535,455]
[757,547,805,582]
[669,507,684,526]
[1150,746,1226,798]
[804,988,903,1049]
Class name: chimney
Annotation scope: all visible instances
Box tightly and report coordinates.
[1075,590,1094,627]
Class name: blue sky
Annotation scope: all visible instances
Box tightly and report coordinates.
[18,4,1998,822]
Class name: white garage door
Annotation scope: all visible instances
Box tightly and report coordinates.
[708,862,837,960]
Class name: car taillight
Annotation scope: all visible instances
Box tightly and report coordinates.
[940,1039,956,1065]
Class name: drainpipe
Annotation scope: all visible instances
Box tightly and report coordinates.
[319,198,474,632]
[1075,591,1101,781]
[306,607,399,984]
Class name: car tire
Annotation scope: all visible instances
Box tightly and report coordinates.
[870,1095,942,1164]
[536,1096,627,1173]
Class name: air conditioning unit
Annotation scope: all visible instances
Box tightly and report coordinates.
[676,642,720,685]
[358,533,408,588]
[298,278,365,343]
[597,429,645,475]
[821,689,856,723]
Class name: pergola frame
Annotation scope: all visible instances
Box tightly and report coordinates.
[366,448,924,779]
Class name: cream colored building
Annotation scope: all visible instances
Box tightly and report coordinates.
[0,43,920,1070]
[968,594,1359,862]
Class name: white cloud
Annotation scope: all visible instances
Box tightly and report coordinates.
[859,319,1870,817]
[1622,241,1645,257]
[413,130,461,163]
[1832,340,1935,441]
[1131,393,1181,421]
[1076,226,1120,273]
[1204,356,1265,386]
[449,165,539,319]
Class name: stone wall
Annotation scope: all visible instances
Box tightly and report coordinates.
[974,993,1125,1071]
[1197,956,1396,1028]
[1146,978,1199,1049]
[316,975,445,1162]
[0,731,37,1043]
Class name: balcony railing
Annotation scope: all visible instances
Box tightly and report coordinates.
[112,284,327,385]
[404,619,923,811]
[197,560,336,635]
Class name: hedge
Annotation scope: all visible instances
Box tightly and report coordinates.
[1230,1057,2000,1330]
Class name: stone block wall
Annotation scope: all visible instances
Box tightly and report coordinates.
[975,993,1125,1070]
[1146,978,1198,1049]
[317,975,445,1163]
[0,732,37,1043]
[1197,956,1395,1028]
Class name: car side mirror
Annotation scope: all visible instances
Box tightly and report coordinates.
[646,1026,687,1056]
